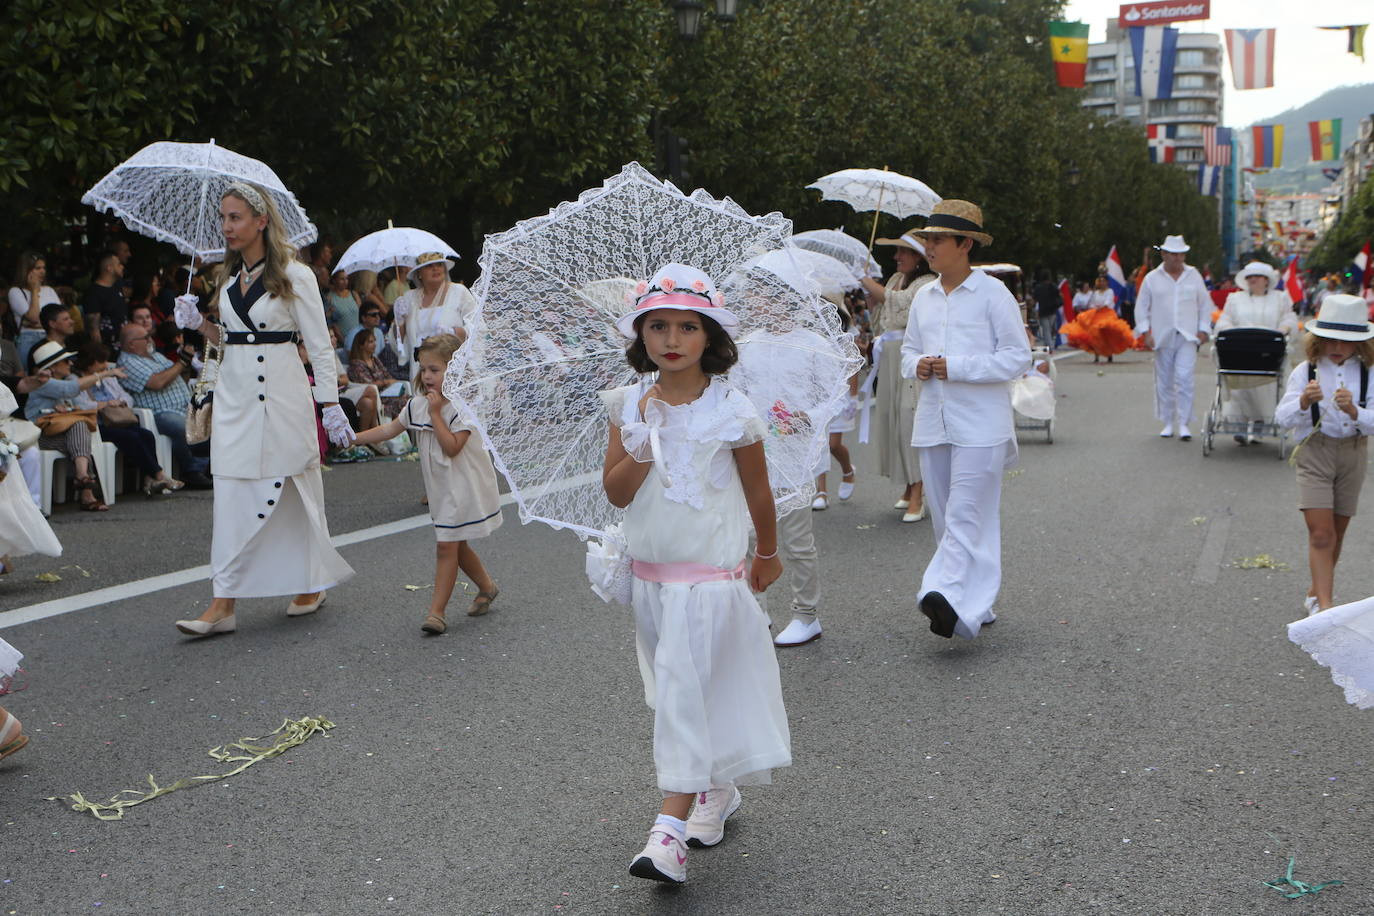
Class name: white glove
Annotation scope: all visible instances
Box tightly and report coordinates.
[321,404,355,448]
[174,294,203,331]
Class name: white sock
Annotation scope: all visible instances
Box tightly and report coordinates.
[654,814,687,839]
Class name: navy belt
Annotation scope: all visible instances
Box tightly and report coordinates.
[224,331,300,345]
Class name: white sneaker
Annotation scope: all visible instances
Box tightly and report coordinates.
[629,826,687,883]
[837,472,856,501]
[773,617,822,647]
[685,787,742,848]
[1158,424,1174,438]
[811,493,828,511]
[1304,596,1320,616]
[902,502,926,523]
[1178,424,1193,441]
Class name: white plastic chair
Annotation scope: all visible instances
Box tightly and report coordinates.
[134,407,173,478]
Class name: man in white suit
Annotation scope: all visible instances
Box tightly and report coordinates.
[1134,235,1211,440]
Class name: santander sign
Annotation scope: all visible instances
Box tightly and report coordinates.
[1118,0,1210,26]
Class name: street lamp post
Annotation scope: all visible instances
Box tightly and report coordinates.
[662,1,745,181]
[672,0,704,39]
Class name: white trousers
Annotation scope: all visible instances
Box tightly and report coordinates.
[778,506,819,621]
[917,443,1007,639]
[1153,330,1199,423]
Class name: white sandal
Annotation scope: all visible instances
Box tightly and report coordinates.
[811,492,829,511]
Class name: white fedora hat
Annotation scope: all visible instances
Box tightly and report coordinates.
[615,263,741,339]
[1310,294,1374,342]
[1236,261,1278,284]
[1156,235,1190,253]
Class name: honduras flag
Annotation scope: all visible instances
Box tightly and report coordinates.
[1105,246,1128,301]
[1197,165,1222,196]
[1130,26,1179,100]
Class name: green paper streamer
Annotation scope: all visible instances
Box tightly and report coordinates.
[48,715,335,821]
[1263,856,1344,899]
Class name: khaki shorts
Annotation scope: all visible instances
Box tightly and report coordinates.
[1296,433,1369,516]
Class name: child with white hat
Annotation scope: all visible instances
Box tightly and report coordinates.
[1274,294,1374,615]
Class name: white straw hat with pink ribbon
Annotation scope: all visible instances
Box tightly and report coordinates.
[615,263,741,339]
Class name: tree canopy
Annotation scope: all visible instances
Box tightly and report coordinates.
[0,0,1219,282]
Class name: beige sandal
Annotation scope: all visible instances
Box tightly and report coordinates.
[420,614,447,634]
[468,587,499,617]
[0,708,27,761]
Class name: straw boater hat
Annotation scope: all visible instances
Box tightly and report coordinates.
[409,250,455,284]
[873,232,927,257]
[31,340,77,372]
[1309,294,1374,342]
[615,263,741,339]
[912,200,993,247]
[1236,261,1278,285]
[1156,234,1190,253]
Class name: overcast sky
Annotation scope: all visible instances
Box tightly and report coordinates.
[1062,0,1373,126]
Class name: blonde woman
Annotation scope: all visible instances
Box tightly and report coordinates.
[392,251,476,371]
[171,181,355,637]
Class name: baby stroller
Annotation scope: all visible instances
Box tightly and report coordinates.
[1202,328,1289,459]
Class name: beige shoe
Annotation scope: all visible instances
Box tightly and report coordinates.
[175,614,236,637]
[287,591,327,616]
[893,498,910,510]
[421,614,447,634]
[901,502,926,523]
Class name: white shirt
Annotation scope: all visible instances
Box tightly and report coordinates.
[1275,357,1374,439]
[1086,288,1116,311]
[899,268,1030,450]
[1215,290,1297,337]
[5,286,60,327]
[1134,264,1210,347]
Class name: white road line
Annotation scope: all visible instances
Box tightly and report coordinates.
[0,491,520,630]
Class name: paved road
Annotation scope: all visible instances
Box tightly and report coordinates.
[2,350,1371,915]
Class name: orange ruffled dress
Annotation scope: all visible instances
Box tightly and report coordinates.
[1060,307,1135,357]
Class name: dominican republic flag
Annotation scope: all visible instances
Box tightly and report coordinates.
[1129,26,1179,99]
[1147,124,1177,163]
[1225,29,1276,90]
[1283,256,1303,307]
[1105,246,1128,301]
[1202,126,1232,166]
[1355,241,1371,290]
[1197,164,1222,196]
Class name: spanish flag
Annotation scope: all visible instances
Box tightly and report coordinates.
[1309,118,1343,162]
[1050,21,1090,88]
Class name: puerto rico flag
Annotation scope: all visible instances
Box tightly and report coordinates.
[1147,124,1177,163]
[1225,29,1276,90]
[1129,26,1179,99]
[1105,246,1128,301]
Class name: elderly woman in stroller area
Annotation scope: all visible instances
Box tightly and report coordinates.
[1215,261,1299,446]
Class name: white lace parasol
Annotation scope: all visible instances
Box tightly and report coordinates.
[790,229,882,280]
[741,247,860,300]
[82,139,317,263]
[444,162,862,542]
[333,223,459,275]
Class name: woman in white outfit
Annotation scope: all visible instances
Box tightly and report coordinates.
[391,251,477,373]
[1215,261,1298,445]
[860,233,935,521]
[172,182,356,637]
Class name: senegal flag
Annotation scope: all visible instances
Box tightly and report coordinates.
[1309,118,1343,162]
[1050,21,1090,88]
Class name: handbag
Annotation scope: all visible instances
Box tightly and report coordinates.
[98,405,138,427]
[34,409,98,436]
[186,342,221,445]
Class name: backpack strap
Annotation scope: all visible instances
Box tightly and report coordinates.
[1361,363,1369,410]
[1309,362,1319,428]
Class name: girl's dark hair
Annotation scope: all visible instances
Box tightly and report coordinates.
[154,319,182,350]
[625,310,737,375]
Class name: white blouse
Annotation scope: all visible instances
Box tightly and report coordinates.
[1275,357,1374,439]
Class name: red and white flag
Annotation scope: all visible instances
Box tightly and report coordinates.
[1283,256,1303,307]
[1146,123,1177,163]
[1201,126,1232,166]
[1225,29,1275,90]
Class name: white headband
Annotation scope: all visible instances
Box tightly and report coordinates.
[224,181,267,214]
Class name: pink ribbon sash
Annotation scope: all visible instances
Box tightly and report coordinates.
[631,559,746,584]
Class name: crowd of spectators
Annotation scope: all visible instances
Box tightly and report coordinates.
[1,235,421,515]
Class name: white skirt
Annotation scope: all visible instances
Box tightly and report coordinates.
[0,464,60,559]
[1288,595,1374,709]
[211,470,354,599]
[633,577,792,793]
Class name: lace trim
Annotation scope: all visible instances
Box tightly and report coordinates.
[1292,633,1374,710]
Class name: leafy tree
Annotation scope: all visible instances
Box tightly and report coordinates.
[1309,171,1374,276]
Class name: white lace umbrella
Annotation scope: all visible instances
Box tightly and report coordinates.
[790,229,882,280]
[333,222,459,275]
[444,162,861,542]
[82,139,317,265]
[807,167,942,248]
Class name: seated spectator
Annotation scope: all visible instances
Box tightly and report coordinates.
[29,303,78,372]
[327,328,380,430]
[83,250,128,350]
[352,270,388,315]
[344,305,403,380]
[9,252,61,370]
[154,320,188,364]
[116,323,213,489]
[309,241,333,292]
[128,273,167,327]
[23,341,123,511]
[381,265,409,309]
[347,324,408,419]
[156,265,181,321]
[325,270,361,338]
[73,344,181,495]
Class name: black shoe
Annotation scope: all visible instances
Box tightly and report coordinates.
[919,591,957,639]
[182,471,214,490]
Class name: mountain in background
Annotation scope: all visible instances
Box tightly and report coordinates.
[1244,82,1373,195]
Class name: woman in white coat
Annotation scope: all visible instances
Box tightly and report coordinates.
[1215,261,1298,444]
[860,233,935,521]
[391,251,477,373]
[172,182,356,637]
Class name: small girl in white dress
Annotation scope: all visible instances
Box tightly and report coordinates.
[353,334,501,633]
[601,264,790,885]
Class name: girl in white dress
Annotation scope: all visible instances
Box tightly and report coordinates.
[353,334,501,633]
[812,296,860,509]
[601,264,790,885]
[0,389,61,575]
